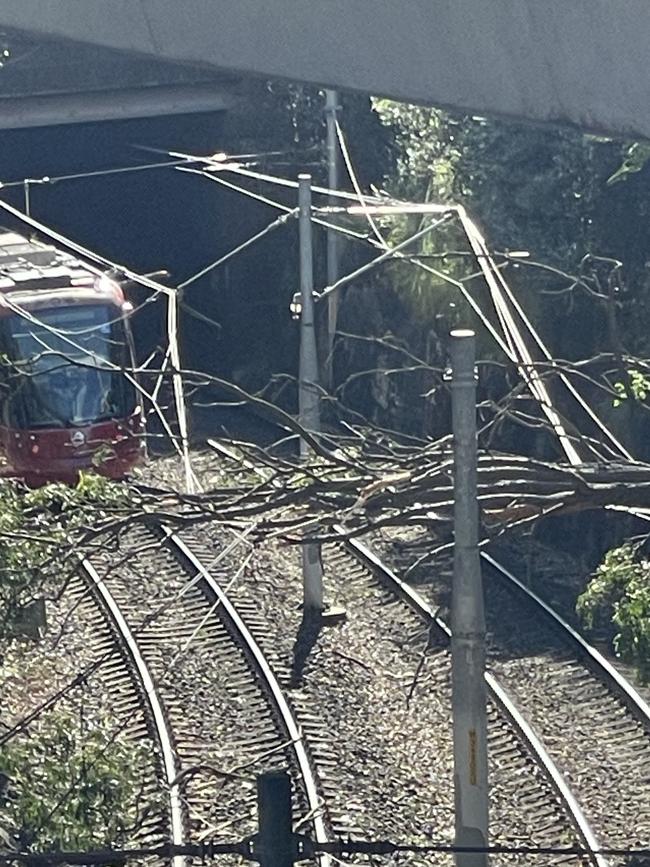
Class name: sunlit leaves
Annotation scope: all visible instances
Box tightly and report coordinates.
[607,142,650,185]
[0,705,155,852]
[0,474,128,645]
[612,369,650,407]
[578,544,650,681]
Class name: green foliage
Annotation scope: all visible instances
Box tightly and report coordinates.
[0,474,128,644]
[577,544,650,680]
[224,80,394,192]
[0,705,153,852]
[612,369,650,406]
[607,142,650,185]
[373,101,458,201]
[0,478,149,852]
[367,99,650,458]
[371,102,477,335]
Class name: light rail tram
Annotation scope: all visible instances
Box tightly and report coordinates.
[0,230,144,485]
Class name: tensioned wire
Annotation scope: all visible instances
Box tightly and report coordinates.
[0,148,303,190]
[328,122,516,359]
[0,140,631,484]
[332,118,630,465]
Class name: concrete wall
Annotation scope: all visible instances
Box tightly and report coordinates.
[1,0,648,138]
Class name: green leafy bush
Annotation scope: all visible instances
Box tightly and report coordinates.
[0,473,129,643]
[612,369,650,407]
[577,544,650,680]
[0,705,155,853]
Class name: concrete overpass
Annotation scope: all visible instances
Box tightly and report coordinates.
[0,1,648,138]
[0,23,236,127]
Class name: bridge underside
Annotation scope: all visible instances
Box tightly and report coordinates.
[0,26,236,128]
[0,0,647,138]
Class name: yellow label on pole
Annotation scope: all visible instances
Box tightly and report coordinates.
[469,729,477,785]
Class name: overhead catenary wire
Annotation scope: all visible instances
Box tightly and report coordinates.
[313,213,454,303]
[8,134,626,484]
[335,118,385,245]
[329,120,634,473]
[185,131,615,468]
[457,207,582,464]
[0,147,304,191]
[329,149,617,465]
[178,164,296,215]
[491,243,633,461]
[3,139,650,853]
[177,208,298,291]
[3,837,650,865]
[8,141,621,468]
[0,156,202,191]
[332,121,516,359]
[0,196,174,299]
[182,165,373,241]
[461,221,649,519]
[168,147,389,204]
[457,208,633,464]
[167,289,199,493]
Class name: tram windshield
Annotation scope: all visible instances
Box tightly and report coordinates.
[0,304,137,429]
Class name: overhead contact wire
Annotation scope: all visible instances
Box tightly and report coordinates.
[178,209,298,290]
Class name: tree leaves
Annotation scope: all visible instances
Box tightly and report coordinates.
[577,544,650,681]
[0,474,129,647]
[606,142,650,185]
[0,705,155,852]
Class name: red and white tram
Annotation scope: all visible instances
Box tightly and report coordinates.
[0,231,144,485]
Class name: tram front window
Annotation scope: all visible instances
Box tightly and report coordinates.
[1,305,136,429]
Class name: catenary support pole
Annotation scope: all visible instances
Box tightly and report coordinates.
[450,329,489,867]
[298,173,323,612]
[325,90,340,388]
[256,771,295,867]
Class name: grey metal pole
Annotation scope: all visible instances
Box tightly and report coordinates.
[298,173,323,612]
[325,90,340,388]
[449,329,489,867]
[256,771,294,867]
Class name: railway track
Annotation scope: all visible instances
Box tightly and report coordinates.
[479,551,650,857]
[351,532,650,864]
[164,527,332,860]
[90,444,650,867]
[75,560,188,866]
[200,438,606,861]
[77,522,332,864]
[328,535,605,866]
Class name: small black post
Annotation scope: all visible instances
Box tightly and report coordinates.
[257,771,295,867]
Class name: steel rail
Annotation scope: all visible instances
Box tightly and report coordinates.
[340,531,608,867]
[163,529,332,867]
[79,559,188,867]
[481,552,650,726]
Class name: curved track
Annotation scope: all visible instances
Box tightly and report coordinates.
[78,520,331,865]
[482,552,650,725]
[339,533,609,867]
[164,528,332,864]
[75,560,188,866]
[478,550,650,856]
